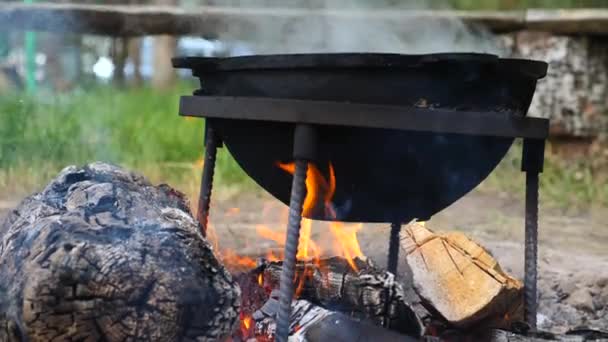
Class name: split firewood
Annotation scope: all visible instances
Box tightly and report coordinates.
[401,222,523,329]
[258,256,422,337]
[0,163,240,341]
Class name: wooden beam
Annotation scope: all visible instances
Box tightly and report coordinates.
[1,3,608,37]
[526,9,608,35]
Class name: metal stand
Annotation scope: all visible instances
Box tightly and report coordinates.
[522,138,545,330]
[276,125,317,342]
[387,222,401,275]
[197,124,221,237]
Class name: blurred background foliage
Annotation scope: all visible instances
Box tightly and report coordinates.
[1,0,607,211]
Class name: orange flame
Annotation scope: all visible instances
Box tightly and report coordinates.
[329,222,364,272]
[208,160,365,277]
[220,249,257,269]
[255,221,320,262]
[276,162,336,217]
[276,161,363,273]
[243,316,252,329]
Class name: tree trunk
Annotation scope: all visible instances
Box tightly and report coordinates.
[0,162,240,341]
[111,37,128,86]
[152,0,177,90]
[128,37,143,86]
[152,35,176,89]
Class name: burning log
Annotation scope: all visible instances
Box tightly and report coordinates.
[254,256,422,337]
[247,293,418,342]
[0,163,240,341]
[401,222,523,329]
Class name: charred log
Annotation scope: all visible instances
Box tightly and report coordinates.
[0,162,240,341]
[258,256,422,337]
[249,294,418,342]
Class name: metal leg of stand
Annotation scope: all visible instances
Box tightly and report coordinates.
[522,138,545,330]
[276,160,308,342]
[387,222,401,275]
[524,171,539,330]
[276,124,317,342]
[197,125,220,237]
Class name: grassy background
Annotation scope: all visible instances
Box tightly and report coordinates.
[0,84,253,202]
[1,85,607,210]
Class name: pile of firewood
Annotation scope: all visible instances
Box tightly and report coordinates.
[231,223,608,341]
[2,163,607,341]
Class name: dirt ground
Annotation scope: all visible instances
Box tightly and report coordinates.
[2,188,607,333]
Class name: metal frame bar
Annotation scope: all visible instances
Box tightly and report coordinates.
[276,124,317,342]
[521,138,545,330]
[179,96,549,139]
[387,222,401,275]
[197,124,221,237]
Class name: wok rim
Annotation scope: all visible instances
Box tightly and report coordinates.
[172,52,547,79]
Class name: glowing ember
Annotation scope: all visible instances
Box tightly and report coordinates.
[243,316,252,329]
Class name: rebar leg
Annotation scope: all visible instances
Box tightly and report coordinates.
[276,124,317,342]
[276,160,308,342]
[387,222,401,275]
[524,171,539,330]
[522,138,545,330]
[197,126,219,237]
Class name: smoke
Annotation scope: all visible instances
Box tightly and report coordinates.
[216,0,505,56]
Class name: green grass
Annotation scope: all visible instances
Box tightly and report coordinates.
[481,141,608,210]
[1,85,606,211]
[0,84,254,201]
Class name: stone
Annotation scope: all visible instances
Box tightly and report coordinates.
[566,288,595,313]
[503,31,608,138]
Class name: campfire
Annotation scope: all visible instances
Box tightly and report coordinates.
[173,53,551,341]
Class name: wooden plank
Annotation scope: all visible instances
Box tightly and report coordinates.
[1,4,608,37]
[526,9,608,35]
[0,3,524,37]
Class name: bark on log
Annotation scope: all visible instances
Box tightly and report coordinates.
[259,256,422,337]
[0,162,240,341]
[400,222,523,329]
